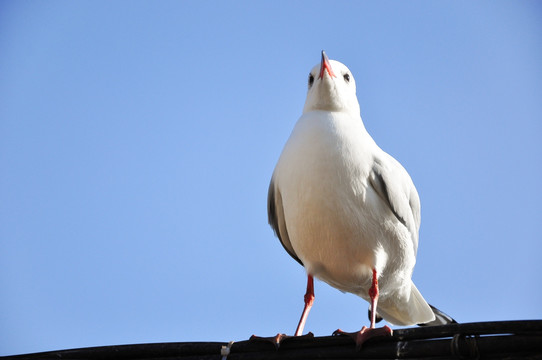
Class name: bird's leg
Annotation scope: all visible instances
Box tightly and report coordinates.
[333,269,392,350]
[295,274,314,336]
[368,268,379,328]
[250,274,315,349]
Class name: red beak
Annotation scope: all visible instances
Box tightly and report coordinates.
[319,50,336,79]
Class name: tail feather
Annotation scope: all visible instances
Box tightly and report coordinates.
[369,282,457,326]
[371,282,435,326]
[372,302,457,326]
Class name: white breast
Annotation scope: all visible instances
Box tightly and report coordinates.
[273,110,415,299]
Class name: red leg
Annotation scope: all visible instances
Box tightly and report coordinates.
[294,274,314,336]
[368,268,379,328]
[333,268,392,350]
[250,274,315,348]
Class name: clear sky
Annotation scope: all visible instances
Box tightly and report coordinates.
[1,1,541,356]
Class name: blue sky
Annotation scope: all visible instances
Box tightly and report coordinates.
[1,1,541,356]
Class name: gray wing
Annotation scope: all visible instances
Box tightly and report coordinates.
[268,176,303,266]
[369,157,421,252]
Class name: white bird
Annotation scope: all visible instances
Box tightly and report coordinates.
[267,51,455,348]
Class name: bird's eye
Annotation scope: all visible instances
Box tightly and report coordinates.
[343,73,350,83]
[308,74,314,88]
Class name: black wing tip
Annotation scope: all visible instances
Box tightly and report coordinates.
[418,304,457,326]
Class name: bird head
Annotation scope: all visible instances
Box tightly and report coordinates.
[303,51,360,117]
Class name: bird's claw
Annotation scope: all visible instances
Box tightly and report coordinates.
[333,325,393,350]
[250,332,314,350]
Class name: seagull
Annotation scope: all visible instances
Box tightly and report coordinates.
[267,51,455,348]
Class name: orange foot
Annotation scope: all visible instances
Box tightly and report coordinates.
[333,325,393,350]
[250,332,314,349]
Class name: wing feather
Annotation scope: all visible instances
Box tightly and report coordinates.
[268,176,302,266]
[369,157,421,252]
